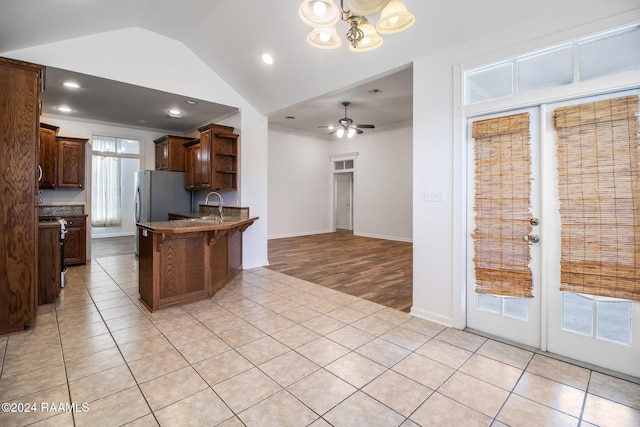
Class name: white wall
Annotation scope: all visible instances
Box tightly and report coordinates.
[268,130,333,238]
[330,127,413,242]
[268,126,412,242]
[4,27,269,269]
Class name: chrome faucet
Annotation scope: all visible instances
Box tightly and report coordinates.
[204,192,223,218]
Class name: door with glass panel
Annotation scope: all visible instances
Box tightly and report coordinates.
[544,91,640,377]
[466,108,542,348]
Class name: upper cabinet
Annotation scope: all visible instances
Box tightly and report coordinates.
[56,137,87,189]
[154,135,193,171]
[184,123,238,191]
[39,123,59,189]
[38,132,87,190]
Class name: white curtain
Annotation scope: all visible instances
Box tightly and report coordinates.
[92,138,122,227]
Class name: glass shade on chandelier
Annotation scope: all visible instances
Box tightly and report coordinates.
[336,127,357,138]
[299,0,415,51]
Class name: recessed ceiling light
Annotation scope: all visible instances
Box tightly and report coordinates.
[369,89,382,94]
[168,109,183,115]
[137,119,147,124]
[285,116,295,119]
[56,106,73,113]
[63,81,80,89]
[262,53,274,65]
[185,99,198,105]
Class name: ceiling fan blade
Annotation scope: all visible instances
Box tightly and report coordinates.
[356,124,375,129]
[317,125,335,128]
[356,128,364,134]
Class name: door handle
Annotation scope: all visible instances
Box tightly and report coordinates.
[527,234,540,244]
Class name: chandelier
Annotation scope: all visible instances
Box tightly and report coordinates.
[299,0,415,52]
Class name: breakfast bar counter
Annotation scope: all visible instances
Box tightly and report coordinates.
[136,216,258,311]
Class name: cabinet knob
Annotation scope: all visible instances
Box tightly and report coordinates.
[68,221,73,225]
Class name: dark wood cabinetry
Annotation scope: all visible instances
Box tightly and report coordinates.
[184,124,238,190]
[39,123,59,189]
[57,137,86,189]
[0,56,43,335]
[63,216,86,265]
[38,222,61,305]
[154,135,192,171]
[37,132,87,190]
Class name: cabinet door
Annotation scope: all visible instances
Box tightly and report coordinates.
[184,144,197,190]
[39,126,57,189]
[64,217,86,265]
[155,141,168,170]
[198,130,212,189]
[57,139,86,189]
[38,225,61,305]
[0,57,42,335]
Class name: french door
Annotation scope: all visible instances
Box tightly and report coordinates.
[466,107,542,349]
[466,91,640,377]
[544,91,640,377]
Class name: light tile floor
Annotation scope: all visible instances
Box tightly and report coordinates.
[1,255,639,426]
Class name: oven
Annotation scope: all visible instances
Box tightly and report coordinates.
[57,218,67,287]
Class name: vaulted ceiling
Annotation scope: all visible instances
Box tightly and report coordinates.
[0,0,636,136]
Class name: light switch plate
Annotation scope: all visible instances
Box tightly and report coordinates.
[424,190,445,203]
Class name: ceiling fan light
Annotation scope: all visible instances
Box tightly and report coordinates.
[347,128,356,138]
[349,17,383,52]
[376,0,415,34]
[347,0,390,16]
[299,0,340,28]
[336,128,345,138]
[307,26,342,49]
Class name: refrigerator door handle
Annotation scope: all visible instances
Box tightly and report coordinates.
[135,187,141,223]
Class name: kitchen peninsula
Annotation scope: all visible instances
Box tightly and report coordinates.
[137,214,257,311]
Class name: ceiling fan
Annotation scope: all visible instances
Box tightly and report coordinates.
[320,101,375,138]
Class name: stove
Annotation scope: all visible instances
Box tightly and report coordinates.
[57,218,67,288]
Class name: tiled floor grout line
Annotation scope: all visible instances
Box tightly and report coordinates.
[71,265,156,427]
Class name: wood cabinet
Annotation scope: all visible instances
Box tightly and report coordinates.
[38,222,61,305]
[57,137,86,189]
[39,123,59,189]
[0,56,43,335]
[184,123,238,190]
[137,217,256,311]
[154,135,192,171]
[63,216,86,265]
[184,141,198,190]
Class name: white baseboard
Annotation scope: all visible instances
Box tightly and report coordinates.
[91,233,134,239]
[410,307,454,328]
[353,231,413,243]
[268,229,334,240]
[243,259,270,270]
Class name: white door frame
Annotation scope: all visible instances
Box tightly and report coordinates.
[330,153,358,232]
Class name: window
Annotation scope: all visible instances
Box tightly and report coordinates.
[464,25,640,104]
[92,136,140,227]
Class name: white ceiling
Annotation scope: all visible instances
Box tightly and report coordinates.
[1,0,636,137]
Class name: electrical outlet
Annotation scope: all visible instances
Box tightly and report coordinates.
[424,190,445,203]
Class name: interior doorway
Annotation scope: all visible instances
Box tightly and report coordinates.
[332,155,356,231]
[334,172,353,230]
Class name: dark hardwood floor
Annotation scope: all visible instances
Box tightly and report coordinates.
[267,229,413,312]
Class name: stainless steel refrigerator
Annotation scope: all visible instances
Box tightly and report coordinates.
[134,170,191,255]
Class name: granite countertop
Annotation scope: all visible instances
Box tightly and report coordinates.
[137,216,258,234]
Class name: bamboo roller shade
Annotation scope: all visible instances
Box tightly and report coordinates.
[472,113,533,298]
[554,95,640,301]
